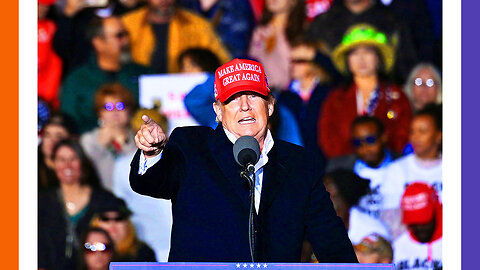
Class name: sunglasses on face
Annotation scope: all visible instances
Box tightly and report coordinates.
[104,30,129,40]
[352,136,378,147]
[291,59,312,64]
[104,102,125,111]
[414,78,435,87]
[84,242,111,253]
[99,215,127,222]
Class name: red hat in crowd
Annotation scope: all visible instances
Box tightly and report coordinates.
[38,0,56,5]
[214,59,270,103]
[401,182,439,225]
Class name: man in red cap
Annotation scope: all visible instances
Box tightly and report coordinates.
[130,58,357,263]
[393,182,442,269]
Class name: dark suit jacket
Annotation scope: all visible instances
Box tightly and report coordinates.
[129,126,357,263]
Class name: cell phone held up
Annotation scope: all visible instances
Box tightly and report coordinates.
[83,0,108,8]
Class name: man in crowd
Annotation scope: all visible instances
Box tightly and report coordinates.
[60,16,151,133]
[121,0,231,73]
[130,58,357,262]
[326,116,396,218]
[393,182,442,270]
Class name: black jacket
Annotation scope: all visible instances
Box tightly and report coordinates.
[129,125,357,262]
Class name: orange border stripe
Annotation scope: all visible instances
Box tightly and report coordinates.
[0,0,19,267]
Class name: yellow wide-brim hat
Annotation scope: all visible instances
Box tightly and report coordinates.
[332,24,395,74]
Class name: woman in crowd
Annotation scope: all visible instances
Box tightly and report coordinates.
[380,103,442,239]
[403,63,442,112]
[323,169,390,245]
[248,0,306,90]
[90,197,157,262]
[77,227,116,270]
[38,139,117,270]
[38,113,75,190]
[319,24,412,159]
[80,83,138,192]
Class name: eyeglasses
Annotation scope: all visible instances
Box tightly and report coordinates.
[414,78,436,88]
[84,242,111,253]
[104,30,129,40]
[99,215,127,222]
[291,59,312,64]
[352,136,378,147]
[104,102,125,111]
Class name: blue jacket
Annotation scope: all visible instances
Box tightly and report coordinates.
[129,126,357,262]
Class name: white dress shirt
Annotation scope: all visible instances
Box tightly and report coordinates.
[138,128,274,213]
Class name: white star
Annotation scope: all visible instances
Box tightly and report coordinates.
[256,264,261,268]
[243,264,247,268]
[250,264,254,268]
[263,264,267,268]
[236,264,240,268]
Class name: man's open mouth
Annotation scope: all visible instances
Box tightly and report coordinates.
[238,117,256,124]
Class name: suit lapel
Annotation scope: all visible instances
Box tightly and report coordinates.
[208,126,251,210]
[259,143,288,216]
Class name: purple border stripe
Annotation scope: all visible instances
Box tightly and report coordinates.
[462,0,480,269]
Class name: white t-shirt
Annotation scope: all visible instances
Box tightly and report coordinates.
[380,154,442,210]
[393,232,442,270]
[348,207,391,245]
[354,161,389,218]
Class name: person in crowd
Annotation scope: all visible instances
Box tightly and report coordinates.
[319,24,412,159]
[326,116,396,218]
[38,0,62,110]
[77,226,117,270]
[121,0,231,74]
[38,113,76,190]
[60,16,151,133]
[248,0,306,90]
[393,182,442,269]
[306,0,418,82]
[80,83,138,192]
[130,58,357,262]
[277,39,336,165]
[52,0,144,75]
[113,107,172,262]
[385,0,440,68]
[403,63,442,112]
[323,169,390,245]
[380,104,442,239]
[354,233,393,264]
[178,0,256,58]
[38,139,118,269]
[90,197,157,262]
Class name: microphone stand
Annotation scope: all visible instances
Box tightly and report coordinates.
[240,163,256,262]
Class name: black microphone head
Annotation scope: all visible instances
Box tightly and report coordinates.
[233,136,260,167]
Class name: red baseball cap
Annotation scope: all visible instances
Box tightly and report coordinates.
[214,59,270,103]
[39,0,56,5]
[401,182,439,225]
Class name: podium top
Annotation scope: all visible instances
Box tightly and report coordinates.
[110,262,394,270]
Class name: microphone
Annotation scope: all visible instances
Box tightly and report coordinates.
[232,135,260,263]
[233,135,260,172]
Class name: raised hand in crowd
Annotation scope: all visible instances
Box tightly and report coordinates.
[63,0,85,17]
[135,115,167,158]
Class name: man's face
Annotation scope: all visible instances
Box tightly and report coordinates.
[213,92,273,148]
[148,0,175,13]
[95,17,130,62]
[351,122,385,167]
[408,217,436,243]
[412,67,439,110]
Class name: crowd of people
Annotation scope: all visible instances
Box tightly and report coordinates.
[38,0,442,269]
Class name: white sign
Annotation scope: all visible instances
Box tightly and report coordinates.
[139,73,209,134]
